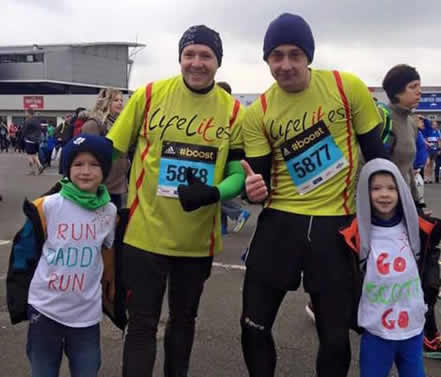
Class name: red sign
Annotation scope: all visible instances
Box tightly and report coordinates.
[23,96,44,110]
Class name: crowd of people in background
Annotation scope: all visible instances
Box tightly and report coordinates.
[2,93,439,216]
[1,102,440,190]
[0,119,22,152]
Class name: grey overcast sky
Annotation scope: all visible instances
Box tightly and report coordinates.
[3,0,441,92]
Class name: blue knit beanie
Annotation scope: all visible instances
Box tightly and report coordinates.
[263,13,315,63]
[63,134,113,181]
[179,25,223,66]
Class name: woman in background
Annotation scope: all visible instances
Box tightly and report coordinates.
[82,88,128,208]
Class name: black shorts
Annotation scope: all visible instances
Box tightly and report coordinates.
[25,140,39,155]
[245,208,356,293]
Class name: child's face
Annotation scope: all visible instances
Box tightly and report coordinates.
[70,152,103,193]
[370,173,399,221]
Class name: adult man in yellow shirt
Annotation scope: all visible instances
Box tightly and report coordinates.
[240,13,388,377]
[107,25,245,377]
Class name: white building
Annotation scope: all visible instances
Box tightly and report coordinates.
[0,41,145,126]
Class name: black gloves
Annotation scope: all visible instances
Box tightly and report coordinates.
[178,169,220,212]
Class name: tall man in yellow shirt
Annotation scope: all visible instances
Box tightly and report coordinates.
[240,13,388,377]
[107,25,245,377]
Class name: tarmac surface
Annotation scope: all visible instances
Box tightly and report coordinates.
[0,151,440,377]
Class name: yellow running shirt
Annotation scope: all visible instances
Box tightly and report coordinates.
[107,76,244,257]
[243,70,381,216]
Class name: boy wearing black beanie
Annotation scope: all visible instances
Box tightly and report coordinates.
[240,13,389,377]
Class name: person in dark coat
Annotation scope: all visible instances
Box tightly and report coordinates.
[22,109,43,175]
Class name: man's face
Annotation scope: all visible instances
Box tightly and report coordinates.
[431,120,438,130]
[180,44,219,90]
[396,80,421,109]
[266,44,310,93]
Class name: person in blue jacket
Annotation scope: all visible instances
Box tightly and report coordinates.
[413,116,428,205]
[422,119,440,183]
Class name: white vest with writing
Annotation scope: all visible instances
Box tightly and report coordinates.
[28,194,116,327]
[358,222,426,340]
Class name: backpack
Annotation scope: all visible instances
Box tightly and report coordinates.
[377,103,396,155]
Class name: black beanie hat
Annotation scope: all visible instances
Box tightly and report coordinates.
[382,64,420,103]
[179,25,223,66]
[63,134,113,181]
[263,13,315,63]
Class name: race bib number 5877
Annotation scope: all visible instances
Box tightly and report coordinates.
[280,121,348,194]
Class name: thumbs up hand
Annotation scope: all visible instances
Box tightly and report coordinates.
[240,160,268,203]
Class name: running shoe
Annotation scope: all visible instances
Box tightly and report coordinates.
[233,210,250,233]
[423,334,441,359]
[305,301,316,323]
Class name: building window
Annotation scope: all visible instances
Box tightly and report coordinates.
[0,54,44,63]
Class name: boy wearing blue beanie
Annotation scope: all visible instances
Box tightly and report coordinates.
[240,13,389,377]
[7,134,117,377]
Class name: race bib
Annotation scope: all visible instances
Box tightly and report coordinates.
[280,121,348,194]
[157,141,217,198]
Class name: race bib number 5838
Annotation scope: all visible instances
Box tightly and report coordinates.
[157,141,218,198]
[280,121,348,194]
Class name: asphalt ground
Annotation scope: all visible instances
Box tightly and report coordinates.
[0,151,440,377]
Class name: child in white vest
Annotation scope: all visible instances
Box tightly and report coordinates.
[352,158,441,377]
[25,134,116,377]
